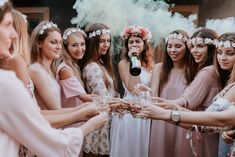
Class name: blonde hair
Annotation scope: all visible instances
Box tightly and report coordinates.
[55,27,86,86]
[11,9,30,64]
[30,21,61,64]
[0,1,12,23]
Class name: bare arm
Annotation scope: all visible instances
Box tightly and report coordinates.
[150,63,162,97]
[29,66,60,110]
[42,103,99,128]
[59,66,93,102]
[0,72,107,156]
[118,59,141,93]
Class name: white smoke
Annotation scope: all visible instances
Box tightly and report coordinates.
[206,17,235,36]
[71,0,196,47]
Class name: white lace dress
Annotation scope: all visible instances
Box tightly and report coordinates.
[110,67,152,157]
[82,62,115,155]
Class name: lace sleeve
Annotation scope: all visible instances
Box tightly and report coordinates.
[83,63,109,96]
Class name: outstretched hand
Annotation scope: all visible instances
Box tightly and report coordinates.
[134,83,152,94]
[152,97,179,110]
[137,104,170,120]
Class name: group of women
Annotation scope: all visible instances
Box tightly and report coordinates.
[1,0,235,157]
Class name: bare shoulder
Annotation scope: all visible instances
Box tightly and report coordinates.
[153,62,162,72]
[154,62,162,69]
[59,66,74,80]
[118,59,129,67]
[224,84,235,102]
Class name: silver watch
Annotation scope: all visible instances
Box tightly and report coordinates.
[170,110,180,125]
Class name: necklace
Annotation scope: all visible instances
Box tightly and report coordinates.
[39,63,50,74]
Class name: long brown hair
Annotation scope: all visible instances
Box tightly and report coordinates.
[83,23,116,90]
[215,32,235,87]
[122,34,154,71]
[189,28,218,71]
[159,30,197,94]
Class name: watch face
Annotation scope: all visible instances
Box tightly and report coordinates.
[172,111,180,122]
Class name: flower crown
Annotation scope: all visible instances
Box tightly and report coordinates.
[39,21,58,35]
[187,37,214,45]
[63,28,86,40]
[214,40,235,48]
[121,25,152,41]
[165,33,188,43]
[88,29,111,38]
[0,0,8,7]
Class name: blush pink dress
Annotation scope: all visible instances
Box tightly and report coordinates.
[0,69,83,157]
[149,65,221,157]
[56,62,86,108]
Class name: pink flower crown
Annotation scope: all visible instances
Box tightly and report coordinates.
[121,25,152,41]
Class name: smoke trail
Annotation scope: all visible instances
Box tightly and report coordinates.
[71,0,196,47]
[206,17,235,36]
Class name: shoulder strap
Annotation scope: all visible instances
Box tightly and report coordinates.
[220,83,235,97]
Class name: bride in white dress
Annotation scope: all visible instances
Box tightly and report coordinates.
[110,25,154,157]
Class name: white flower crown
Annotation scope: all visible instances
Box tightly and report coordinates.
[88,29,111,38]
[63,28,86,40]
[0,0,8,7]
[187,37,214,45]
[39,21,58,35]
[165,33,188,43]
[214,40,235,48]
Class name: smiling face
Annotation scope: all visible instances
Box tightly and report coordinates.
[217,46,235,72]
[98,33,111,55]
[0,12,17,59]
[39,30,62,60]
[190,43,208,64]
[66,33,86,60]
[167,38,186,62]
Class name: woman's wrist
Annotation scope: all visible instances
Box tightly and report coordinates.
[163,110,171,120]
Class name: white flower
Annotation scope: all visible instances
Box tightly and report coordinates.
[63,28,86,40]
[39,21,58,35]
[224,41,231,48]
[88,29,111,39]
[166,33,188,43]
[96,30,101,35]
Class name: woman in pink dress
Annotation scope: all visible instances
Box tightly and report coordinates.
[152,28,221,157]
[29,21,62,110]
[149,30,197,157]
[55,27,93,108]
[0,1,107,156]
[142,32,235,157]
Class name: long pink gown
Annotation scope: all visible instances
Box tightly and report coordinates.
[0,69,83,157]
[149,65,221,157]
[171,65,221,157]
